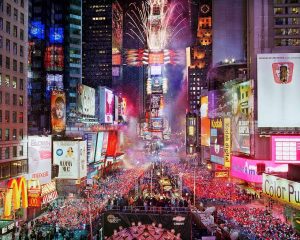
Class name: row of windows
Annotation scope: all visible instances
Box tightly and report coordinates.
[0,0,25,13]
[275,17,300,25]
[0,19,24,40]
[0,55,24,72]
[0,38,24,56]
[0,160,27,180]
[0,92,24,106]
[274,7,300,14]
[274,38,300,46]
[0,75,24,89]
[0,128,23,141]
[274,0,300,4]
[0,110,24,124]
[275,28,300,35]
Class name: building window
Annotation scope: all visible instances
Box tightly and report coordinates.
[5,39,10,52]
[0,54,2,67]
[5,147,9,159]
[12,129,16,140]
[20,29,24,40]
[0,128,2,140]
[12,111,16,123]
[12,77,16,88]
[0,91,2,104]
[21,0,24,8]
[13,25,17,37]
[19,145,23,156]
[0,0,3,12]
[19,95,23,106]
[5,57,10,69]
[0,17,3,30]
[0,110,2,122]
[20,45,23,57]
[0,35,2,48]
[13,94,16,105]
[6,21,10,34]
[19,62,23,73]
[13,146,17,157]
[19,78,23,90]
[5,110,9,123]
[0,148,1,160]
[5,128,9,141]
[13,59,17,71]
[19,112,23,123]
[13,42,17,55]
[5,75,9,87]
[5,92,9,104]
[6,3,11,16]
[20,13,24,24]
[19,129,23,140]
[13,8,18,21]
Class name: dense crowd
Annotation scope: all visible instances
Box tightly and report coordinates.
[218,206,300,240]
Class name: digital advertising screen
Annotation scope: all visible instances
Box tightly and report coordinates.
[271,136,300,163]
[200,96,210,147]
[30,21,45,39]
[95,132,104,162]
[210,118,224,165]
[51,90,66,135]
[231,81,253,154]
[208,90,231,118]
[77,84,96,116]
[84,133,97,164]
[107,131,118,157]
[150,65,162,76]
[46,74,63,92]
[151,77,163,94]
[102,132,109,156]
[258,53,300,127]
[53,141,82,179]
[44,46,64,71]
[151,95,161,109]
[150,118,164,131]
[112,66,120,77]
[114,96,119,123]
[79,141,87,178]
[49,27,64,44]
[28,136,52,185]
[98,87,114,124]
[149,52,164,65]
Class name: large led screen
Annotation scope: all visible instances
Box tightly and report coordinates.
[28,136,52,184]
[44,46,64,71]
[271,136,300,163]
[49,27,64,44]
[77,84,96,116]
[98,87,114,124]
[231,81,253,154]
[200,96,210,146]
[51,90,66,135]
[257,53,300,127]
[84,133,97,164]
[210,118,224,165]
[46,74,63,92]
[30,21,45,39]
[151,77,163,94]
[95,132,104,163]
[208,90,231,118]
[150,65,162,76]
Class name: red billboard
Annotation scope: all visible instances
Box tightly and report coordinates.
[44,46,64,71]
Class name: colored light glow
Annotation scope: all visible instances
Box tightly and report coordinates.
[49,27,64,43]
[30,21,45,39]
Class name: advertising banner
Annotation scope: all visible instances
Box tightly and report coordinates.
[150,65,162,76]
[231,81,253,154]
[208,90,231,118]
[41,181,58,205]
[258,53,300,127]
[95,132,104,163]
[46,74,63,92]
[262,174,300,207]
[231,156,288,183]
[77,84,96,116]
[107,131,118,157]
[210,118,224,165]
[51,90,66,135]
[151,77,163,94]
[84,133,97,164]
[27,180,41,208]
[224,118,231,168]
[53,141,87,179]
[102,132,109,156]
[151,95,161,109]
[271,136,300,163]
[150,118,164,131]
[28,136,52,185]
[30,21,45,39]
[200,96,210,146]
[114,96,119,123]
[98,87,114,124]
[44,46,64,71]
[49,27,64,43]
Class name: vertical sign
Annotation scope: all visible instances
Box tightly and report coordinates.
[224,118,231,168]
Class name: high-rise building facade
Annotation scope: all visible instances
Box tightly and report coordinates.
[82,0,113,88]
[28,0,82,133]
[0,0,28,179]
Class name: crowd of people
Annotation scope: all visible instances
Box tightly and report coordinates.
[218,206,300,240]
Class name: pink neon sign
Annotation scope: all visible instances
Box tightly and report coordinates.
[272,136,300,163]
[231,156,288,183]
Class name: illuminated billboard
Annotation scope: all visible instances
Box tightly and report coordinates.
[200,96,210,147]
[150,65,162,76]
[231,156,288,183]
[114,96,119,123]
[49,27,64,43]
[271,136,300,163]
[30,21,45,39]
[51,90,66,135]
[44,46,64,71]
[151,95,161,109]
[107,131,118,157]
[262,174,300,207]
[231,81,253,154]
[210,118,224,165]
[119,98,127,123]
[208,90,231,118]
[53,141,87,179]
[95,132,104,163]
[28,136,52,185]
[46,74,63,92]
[84,133,97,164]
[149,52,164,65]
[112,66,120,77]
[257,53,300,127]
[151,77,163,94]
[150,118,164,131]
[98,87,114,124]
[77,84,96,116]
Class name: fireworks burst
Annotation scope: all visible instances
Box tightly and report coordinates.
[126,0,188,50]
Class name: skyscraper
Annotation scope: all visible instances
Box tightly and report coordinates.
[82,0,113,88]
[28,0,82,133]
[0,0,29,180]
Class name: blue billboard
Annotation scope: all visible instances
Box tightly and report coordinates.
[49,27,64,43]
[30,21,45,39]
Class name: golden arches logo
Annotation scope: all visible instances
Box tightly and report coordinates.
[4,177,28,218]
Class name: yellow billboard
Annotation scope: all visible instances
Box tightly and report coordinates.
[224,118,231,168]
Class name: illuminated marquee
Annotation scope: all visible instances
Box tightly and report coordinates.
[4,177,28,217]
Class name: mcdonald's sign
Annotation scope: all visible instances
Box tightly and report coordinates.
[4,177,28,218]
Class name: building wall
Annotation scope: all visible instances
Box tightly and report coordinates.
[0,0,28,178]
